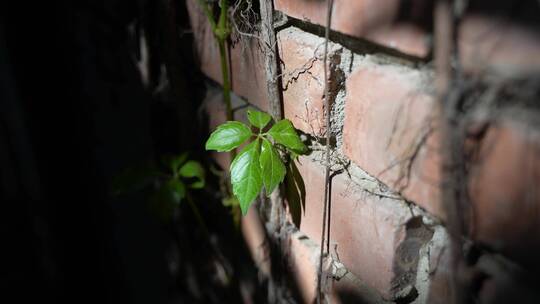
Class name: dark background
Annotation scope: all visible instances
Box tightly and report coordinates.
[1,1,203,302]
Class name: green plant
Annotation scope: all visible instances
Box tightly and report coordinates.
[205,109,307,215]
[195,0,233,122]
[113,153,207,232]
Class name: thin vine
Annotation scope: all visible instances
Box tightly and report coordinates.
[316,0,334,303]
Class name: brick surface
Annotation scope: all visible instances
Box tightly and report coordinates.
[190,2,540,299]
[286,230,389,304]
[286,231,320,303]
[341,59,443,218]
[242,208,391,304]
[275,1,540,74]
[274,0,430,57]
[187,0,269,111]
[294,154,428,300]
[277,27,341,137]
[468,115,540,260]
[342,59,540,262]
[241,207,271,277]
[459,15,540,75]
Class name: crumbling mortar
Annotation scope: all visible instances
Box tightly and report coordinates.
[412,225,450,304]
[302,147,447,303]
[329,48,352,149]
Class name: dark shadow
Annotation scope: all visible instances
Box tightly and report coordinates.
[285,159,306,228]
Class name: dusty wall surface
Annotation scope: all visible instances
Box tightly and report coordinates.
[187,0,540,303]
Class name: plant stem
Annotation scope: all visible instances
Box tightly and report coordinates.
[197,0,237,214]
[317,1,334,303]
[196,0,232,122]
[218,38,232,122]
[216,0,232,122]
[215,0,235,163]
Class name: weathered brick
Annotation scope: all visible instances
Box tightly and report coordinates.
[285,230,389,304]
[468,114,540,261]
[187,0,269,111]
[241,207,271,277]
[459,15,540,75]
[274,0,430,57]
[190,2,540,298]
[286,231,320,303]
[341,59,443,218]
[342,58,540,264]
[277,27,342,137]
[293,154,432,300]
[274,2,540,74]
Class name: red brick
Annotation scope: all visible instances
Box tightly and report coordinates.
[274,0,430,57]
[286,232,320,303]
[285,230,388,304]
[342,61,443,218]
[342,59,540,263]
[459,15,540,75]
[187,0,269,111]
[294,155,422,300]
[241,207,271,277]
[277,27,338,137]
[274,2,540,74]
[242,207,386,304]
[468,117,540,260]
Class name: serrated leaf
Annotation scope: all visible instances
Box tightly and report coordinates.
[260,139,286,196]
[179,160,205,189]
[268,119,307,153]
[247,109,272,129]
[230,140,263,215]
[205,121,252,152]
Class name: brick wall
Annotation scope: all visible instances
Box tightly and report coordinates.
[187,1,540,303]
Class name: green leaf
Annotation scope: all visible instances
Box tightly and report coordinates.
[230,140,263,215]
[268,119,307,153]
[179,160,205,189]
[149,179,186,223]
[166,179,186,204]
[205,121,252,152]
[247,109,272,129]
[260,139,286,196]
[167,152,189,174]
